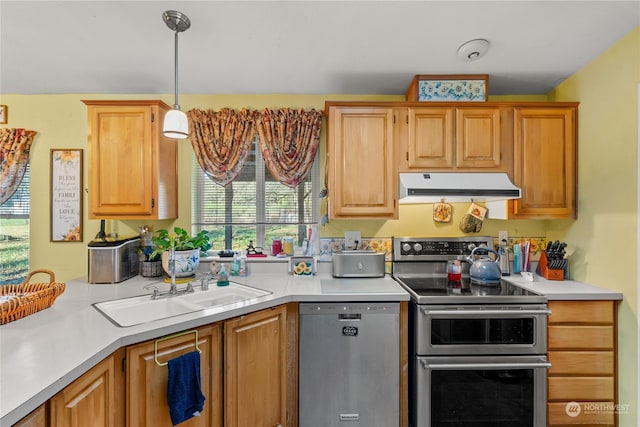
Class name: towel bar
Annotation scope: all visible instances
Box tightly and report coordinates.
[154,329,202,366]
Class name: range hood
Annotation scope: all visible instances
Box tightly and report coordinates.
[399,172,521,203]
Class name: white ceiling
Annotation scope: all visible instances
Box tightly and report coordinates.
[1,0,639,96]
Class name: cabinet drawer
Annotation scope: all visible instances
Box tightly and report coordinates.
[549,301,614,324]
[548,402,615,425]
[549,351,614,375]
[549,377,615,401]
[548,325,614,350]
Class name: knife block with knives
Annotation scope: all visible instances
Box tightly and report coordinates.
[536,240,568,280]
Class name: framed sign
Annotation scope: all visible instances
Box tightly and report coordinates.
[405,74,489,102]
[50,149,83,242]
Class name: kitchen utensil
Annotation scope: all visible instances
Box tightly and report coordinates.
[466,246,502,284]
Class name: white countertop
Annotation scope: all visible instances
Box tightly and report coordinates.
[0,263,622,425]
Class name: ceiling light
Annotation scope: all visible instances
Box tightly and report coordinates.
[457,39,489,62]
[162,10,191,139]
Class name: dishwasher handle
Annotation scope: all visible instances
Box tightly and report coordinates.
[339,313,362,321]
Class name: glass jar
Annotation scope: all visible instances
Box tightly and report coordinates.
[271,238,283,256]
[282,237,294,256]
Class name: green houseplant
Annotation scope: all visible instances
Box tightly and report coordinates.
[151,227,212,277]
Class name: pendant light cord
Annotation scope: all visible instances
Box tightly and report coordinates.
[173,30,180,110]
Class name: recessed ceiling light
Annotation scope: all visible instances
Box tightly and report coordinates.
[457,39,490,62]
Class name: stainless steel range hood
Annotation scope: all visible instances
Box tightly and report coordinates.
[399,172,521,203]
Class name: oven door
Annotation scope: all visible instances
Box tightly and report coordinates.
[414,355,550,427]
[414,304,549,355]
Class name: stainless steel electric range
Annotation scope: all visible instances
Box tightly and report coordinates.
[392,236,550,427]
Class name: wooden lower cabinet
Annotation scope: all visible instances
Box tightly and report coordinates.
[12,404,47,427]
[547,300,618,426]
[126,324,223,427]
[49,349,125,427]
[224,304,296,427]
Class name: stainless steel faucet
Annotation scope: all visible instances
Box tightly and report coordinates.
[169,247,177,295]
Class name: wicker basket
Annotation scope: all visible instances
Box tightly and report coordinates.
[0,269,66,325]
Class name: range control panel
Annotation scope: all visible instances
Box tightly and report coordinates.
[392,236,494,260]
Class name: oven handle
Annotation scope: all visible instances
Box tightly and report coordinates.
[419,360,552,370]
[419,308,552,316]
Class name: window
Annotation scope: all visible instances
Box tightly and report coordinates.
[192,136,319,253]
[0,165,30,284]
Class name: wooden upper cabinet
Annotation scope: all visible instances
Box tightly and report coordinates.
[512,106,577,219]
[83,100,178,219]
[401,106,508,172]
[325,104,398,219]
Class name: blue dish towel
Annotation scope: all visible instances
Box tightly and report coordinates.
[166,351,206,426]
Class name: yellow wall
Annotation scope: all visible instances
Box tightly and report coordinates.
[549,26,639,426]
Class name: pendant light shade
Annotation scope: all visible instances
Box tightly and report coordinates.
[162,10,191,139]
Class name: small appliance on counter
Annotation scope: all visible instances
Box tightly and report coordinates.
[332,250,385,278]
[88,237,141,283]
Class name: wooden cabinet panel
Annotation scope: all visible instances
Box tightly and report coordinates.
[548,325,614,350]
[549,351,614,375]
[549,377,615,401]
[455,108,502,168]
[126,325,223,427]
[49,350,124,427]
[12,404,47,427]
[83,100,178,219]
[548,402,616,425]
[512,106,577,218]
[407,108,454,168]
[224,305,290,427]
[549,300,614,324]
[326,105,397,218]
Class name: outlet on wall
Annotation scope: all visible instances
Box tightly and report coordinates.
[498,230,509,245]
[345,231,361,250]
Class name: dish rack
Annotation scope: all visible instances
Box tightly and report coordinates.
[0,269,66,325]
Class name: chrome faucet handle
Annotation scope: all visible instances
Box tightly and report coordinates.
[143,284,160,300]
[186,280,195,293]
[200,272,211,291]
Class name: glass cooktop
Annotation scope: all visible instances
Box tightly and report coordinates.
[394,276,546,304]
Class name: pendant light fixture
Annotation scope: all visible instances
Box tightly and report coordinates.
[162,10,191,139]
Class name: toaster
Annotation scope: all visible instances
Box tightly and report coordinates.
[332,250,386,278]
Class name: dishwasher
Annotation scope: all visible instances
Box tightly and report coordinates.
[299,302,400,427]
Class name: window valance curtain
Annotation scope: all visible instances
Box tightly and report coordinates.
[256,108,324,187]
[0,128,37,205]
[188,108,258,186]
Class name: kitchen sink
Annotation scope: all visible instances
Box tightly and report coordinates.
[93,282,271,327]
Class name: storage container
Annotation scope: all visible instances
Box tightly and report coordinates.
[332,250,385,278]
[88,237,141,283]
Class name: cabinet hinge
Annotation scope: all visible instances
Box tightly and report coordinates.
[151,112,155,123]
[406,152,408,161]
[122,357,126,372]
[152,198,155,208]
[406,116,408,124]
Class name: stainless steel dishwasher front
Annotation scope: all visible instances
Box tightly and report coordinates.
[299,302,400,427]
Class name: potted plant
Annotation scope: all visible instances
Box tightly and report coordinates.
[151,227,212,277]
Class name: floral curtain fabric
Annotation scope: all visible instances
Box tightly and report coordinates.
[0,128,37,205]
[256,108,324,187]
[188,108,258,186]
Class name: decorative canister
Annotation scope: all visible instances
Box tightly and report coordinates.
[282,237,294,256]
[272,238,283,256]
[141,260,163,277]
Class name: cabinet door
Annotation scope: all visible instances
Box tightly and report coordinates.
[513,107,577,218]
[327,107,397,219]
[49,350,125,427]
[12,404,47,427]
[224,305,289,427]
[407,107,454,168]
[455,108,502,168]
[126,325,223,427]
[84,100,178,219]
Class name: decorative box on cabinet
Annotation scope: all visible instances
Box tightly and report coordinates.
[82,100,178,219]
[126,325,223,427]
[511,105,578,219]
[325,103,398,219]
[547,300,618,426]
